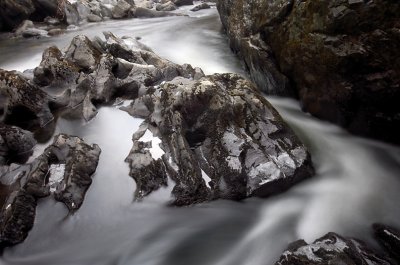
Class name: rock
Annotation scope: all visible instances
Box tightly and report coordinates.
[217,0,400,145]
[13,19,49,38]
[0,69,54,129]
[275,232,393,265]
[76,1,91,21]
[190,3,210,12]
[373,223,400,263]
[33,45,80,87]
[123,73,314,205]
[64,2,80,25]
[49,134,101,211]
[87,14,102,22]
[0,134,101,250]
[64,35,102,71]
[0,124,36,165]
[0,0,36,31]
[112,0,133,19]
[132,7,178,18]
[171,0,193,7]
[47,28,64,36]
[156,1,177,12]
[21,28,48,38]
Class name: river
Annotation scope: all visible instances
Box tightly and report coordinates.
[0,5,400,265]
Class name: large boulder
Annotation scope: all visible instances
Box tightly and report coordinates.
[275,232,394,265]
[123,73,314,205]
[0,134,101,250]
[217,0,400,145]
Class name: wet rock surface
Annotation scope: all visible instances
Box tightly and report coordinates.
[0,69,55,129]
[0,125,36,165]
[0,134,100,250]
[373,223,400,263]
[0,32,313,250]
[217,0,400,144]
[275,232,394,265]
[123,73,314,205]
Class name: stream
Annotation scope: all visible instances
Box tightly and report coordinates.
[0,5,400,265]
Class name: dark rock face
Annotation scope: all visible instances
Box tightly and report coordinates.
[123,73,314,205]
[0,0,36,31]
[275,232,393,265]
[217,0,400,144]
[0,69,55,129]
[374,223,400,263]
[0,134,101,250]
[171,0,193,7]
[0,124,36,165]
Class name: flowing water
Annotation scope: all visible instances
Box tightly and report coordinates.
[1,5,400,265]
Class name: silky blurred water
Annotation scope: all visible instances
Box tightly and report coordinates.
[0,4,400,265]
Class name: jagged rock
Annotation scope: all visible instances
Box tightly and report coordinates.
[156,1,177,12]
[64,1,80,26]
[373,223,400,263]
[87,14,102,23]
[64,35,102,71]
[275,232,393,265]
[0,69,54,129]
[217,0,400,144]
[0,124,36,165]
[0,134,101,250]
[112,0,133,19]
[33,45,80,87]
[190,3,210,12]
[123,73,313,205]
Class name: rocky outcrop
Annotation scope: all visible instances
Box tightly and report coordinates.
[0,69,56,129]
[217,0,400,144]
[275,232,394,265]
[30,32,313,206]
[0,134,100,250]
[123,73,314,205]
[0,32,314,249]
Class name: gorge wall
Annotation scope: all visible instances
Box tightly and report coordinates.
[217,0,400,145]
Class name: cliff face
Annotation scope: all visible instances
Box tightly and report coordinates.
[217,0,400,144]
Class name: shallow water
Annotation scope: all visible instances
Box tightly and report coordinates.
[1,5,400,265]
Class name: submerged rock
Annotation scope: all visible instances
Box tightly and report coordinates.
[156,2,177,12]
[373,223,400,263]
[190,3,210,12]
[123,73,313,205]
[217,0,400,144]
[0,134,101,250]
[275,232,393,265]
